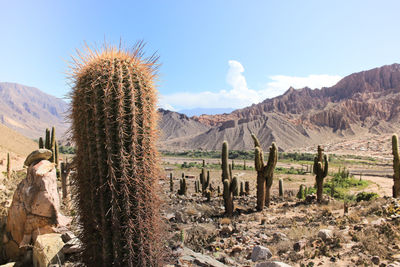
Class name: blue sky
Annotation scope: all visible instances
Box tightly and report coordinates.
[0,0,399,112]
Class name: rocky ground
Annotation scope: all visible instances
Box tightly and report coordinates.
[162,176,400,266]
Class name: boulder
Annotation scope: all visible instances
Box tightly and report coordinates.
[179,247,228,267]
[3,160,70,261]
[255,261,292,267]
[24,149,52,167]
[251,245,272,262]
[33,233,64,267]
[318,229,333,241]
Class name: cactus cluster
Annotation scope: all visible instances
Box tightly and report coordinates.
[39,126,59,167]
[313,145,328,203]
[70,43,162,266]
[251,133,278,210]
[393,134,400,198]
[199,167,210,194]
[178,176,187,195]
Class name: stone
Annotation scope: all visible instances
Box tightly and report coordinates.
[33,233,65,267]
[0,263,16,267]
[62,237,83,254]
[273,232,288,242]
[372,256,380,265]
[255,261,292,267]
[251,245,272,262]
[293,239,307,251]
[4,160,70,261]
[61,231,76,243]
[179,247,228,267]
[318,229,333,241]
[24,149,52,167]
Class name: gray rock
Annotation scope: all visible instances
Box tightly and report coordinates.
[62,237,83,254]
[61,231,76,243]
[318,229,333,241]
[255,261,292,267]
[251,245,272,262]
[371,256,380,265]
[179,247,228,267]
[24,149,52,167]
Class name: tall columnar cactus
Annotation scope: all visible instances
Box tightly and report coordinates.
[393,134,400,198]
[222,141,229,182]
[297,184,305,199]
[6,153,10,179]
[38,137,44,149]
[279,178,284,197]
[313,145,328,203]
[251,133,278,210]
[54,141,59,166]
[245,181,250,195]
[70,43,162,266]
[221,141,238,215]
[50,126,56,163]
[170,173,174,192]
[45,128,50,149]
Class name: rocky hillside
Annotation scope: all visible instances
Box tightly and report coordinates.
[0,82,68,139]
[159,64,400,151]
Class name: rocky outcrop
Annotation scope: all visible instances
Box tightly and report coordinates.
[3,159,69,261]
[159,63,400,151]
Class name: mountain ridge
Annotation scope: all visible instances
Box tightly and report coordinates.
[159,63,400,151]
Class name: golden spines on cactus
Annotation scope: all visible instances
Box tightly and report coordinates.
[251,133,278,210]
[393,134,400,198]
[70,42,162,267]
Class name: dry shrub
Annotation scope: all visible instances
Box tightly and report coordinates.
[286,225,318,242]
[347,211,362,224]
[220,217,231,225]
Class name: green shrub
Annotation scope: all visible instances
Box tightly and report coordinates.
[355,192,379,202]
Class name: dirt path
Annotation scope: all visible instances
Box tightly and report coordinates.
[362,175,393,197]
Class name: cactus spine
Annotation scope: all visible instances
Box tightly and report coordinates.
[38,137,44,149]
[70,44,162,266]
[313,145,328,203]
[251,133,278,210]
[221,141,237,216]
[393,134,400,198]
[279,178,284,197]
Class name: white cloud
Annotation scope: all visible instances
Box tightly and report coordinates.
[159,61,342,111]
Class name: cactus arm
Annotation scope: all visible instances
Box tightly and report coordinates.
[251,132,261,148]
[323,155,329,178]
[255,147,264,171]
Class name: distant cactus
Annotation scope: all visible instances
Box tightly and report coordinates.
[6,153,10,179]
[313,145,328,203]
[279,179,284,197]
[251,133,278,210]
[70,43,162,266]
[45,128,50,149]
[232,160,235,170]
[243,160,246,170]
[49,126,56,163]
[245,181,250,195]
[200,168,210,194]
[170,173,174,192]
[205,189,211,202]
[240,182,244,196]
[297,184,305,199]
[178,177,187,195]
[38,137,44,149]
[221,141,238,216]
[393,134,400,198]
[54,141,59,166]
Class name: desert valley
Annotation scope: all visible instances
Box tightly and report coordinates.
[1,62,400,266]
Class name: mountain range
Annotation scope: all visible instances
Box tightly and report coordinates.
[0,82,68,139]
[1,63,400,152]
[158,63,400,151]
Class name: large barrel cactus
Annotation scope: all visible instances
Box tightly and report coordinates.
[70,43,162,267]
